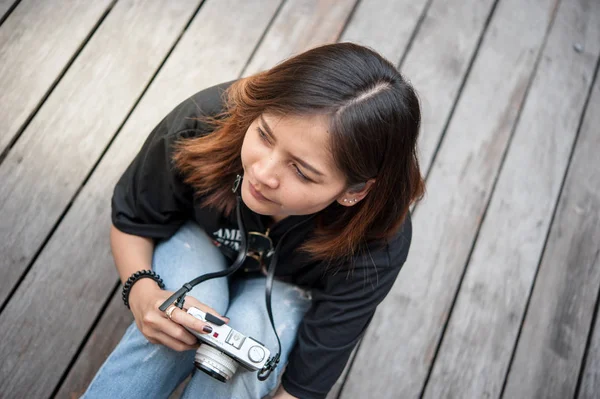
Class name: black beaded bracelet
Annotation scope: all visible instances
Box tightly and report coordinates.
[122,270,165,309]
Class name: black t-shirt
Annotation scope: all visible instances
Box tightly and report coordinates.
[111,81,412,399]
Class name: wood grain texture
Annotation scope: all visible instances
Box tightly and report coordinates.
[339,0,428,64]
[342,0,559,397]
[242,0,358,76]
[503,23,600,399]
[56,289,134,399]
[0,0,18,22]
[47,0,281,396]
[579,292,600,396]
[402,0,496,175]
[425,0,600,397]
[0,0,200,308]
[326,345,358,399]
[0,1,205,397]
[0,0,112,156]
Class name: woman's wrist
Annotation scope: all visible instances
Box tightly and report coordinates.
[127,275,163,310]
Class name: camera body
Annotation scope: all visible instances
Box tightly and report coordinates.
[185,307,271,382]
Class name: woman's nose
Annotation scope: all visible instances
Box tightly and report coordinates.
[253,157,279,188]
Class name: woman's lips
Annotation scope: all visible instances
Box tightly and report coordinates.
[249,182,274,203]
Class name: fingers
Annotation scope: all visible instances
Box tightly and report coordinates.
[183,296,230,323]
[160,320,199,346]
[151,330,198,352]
[141,311,199,351]
[166,305,216,335]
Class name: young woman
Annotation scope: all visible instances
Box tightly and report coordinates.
[83,42,424,399]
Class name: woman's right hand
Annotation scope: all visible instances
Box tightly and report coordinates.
[127,278,229,352]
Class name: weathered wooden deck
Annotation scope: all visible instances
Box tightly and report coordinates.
[1,0,599,398]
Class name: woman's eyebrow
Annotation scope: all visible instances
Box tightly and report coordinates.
[259,114,276,138]
[292,154,324,177]
[259,115,325,177]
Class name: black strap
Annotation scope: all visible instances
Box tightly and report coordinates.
[257,215,316,381]
[257,246,281,380]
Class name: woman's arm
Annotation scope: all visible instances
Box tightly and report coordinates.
[110,224,170,319]
[272,385,299,399]
[108,82,234,351]
[110,224,155,293]
[110,224,226,352]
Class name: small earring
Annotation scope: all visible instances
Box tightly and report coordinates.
[343,198,348,203]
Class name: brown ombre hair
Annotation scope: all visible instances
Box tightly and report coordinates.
[174,42,424,264]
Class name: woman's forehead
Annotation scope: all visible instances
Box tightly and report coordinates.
[260,112,337,170]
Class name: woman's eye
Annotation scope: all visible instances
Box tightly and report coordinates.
[293,165,310,181]
[256,127,311,182]
[257,127,270,143]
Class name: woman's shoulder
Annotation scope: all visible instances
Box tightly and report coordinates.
[361,213,412,269]
[386,212,412,264]
[163,80,236,137]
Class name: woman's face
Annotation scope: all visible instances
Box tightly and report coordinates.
[240,112,348,222]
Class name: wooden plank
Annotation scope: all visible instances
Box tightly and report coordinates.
[579,299,600,397]
[242,0,358,76]
[0,0,113,157]
[338,0,429,64]
[504,34,600,399]
[425,0,600,397]
[402,0,498,174]
[342,0,559,396]
[343,0,500,176]
[509,80,600,397]
[56,289,133,399]
[326,345,357,399]
[47,0,281,396]
[0,0,18,23]
[0,0,209,396]
[0,0,200,308]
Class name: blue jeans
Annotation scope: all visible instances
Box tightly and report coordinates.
[83,222,312,399]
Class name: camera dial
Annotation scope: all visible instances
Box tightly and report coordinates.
[248,346,266,363]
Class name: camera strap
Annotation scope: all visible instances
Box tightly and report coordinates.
[257,213,315,381]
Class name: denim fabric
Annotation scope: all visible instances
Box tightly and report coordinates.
[83,222,312,399]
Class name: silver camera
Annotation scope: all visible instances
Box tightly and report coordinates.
[185,307,271,382]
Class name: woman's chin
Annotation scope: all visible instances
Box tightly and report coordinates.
[241,189,272,215]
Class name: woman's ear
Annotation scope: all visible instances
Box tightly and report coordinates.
[336,179,376,206]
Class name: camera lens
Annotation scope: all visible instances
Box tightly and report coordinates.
[194,344,238,382]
